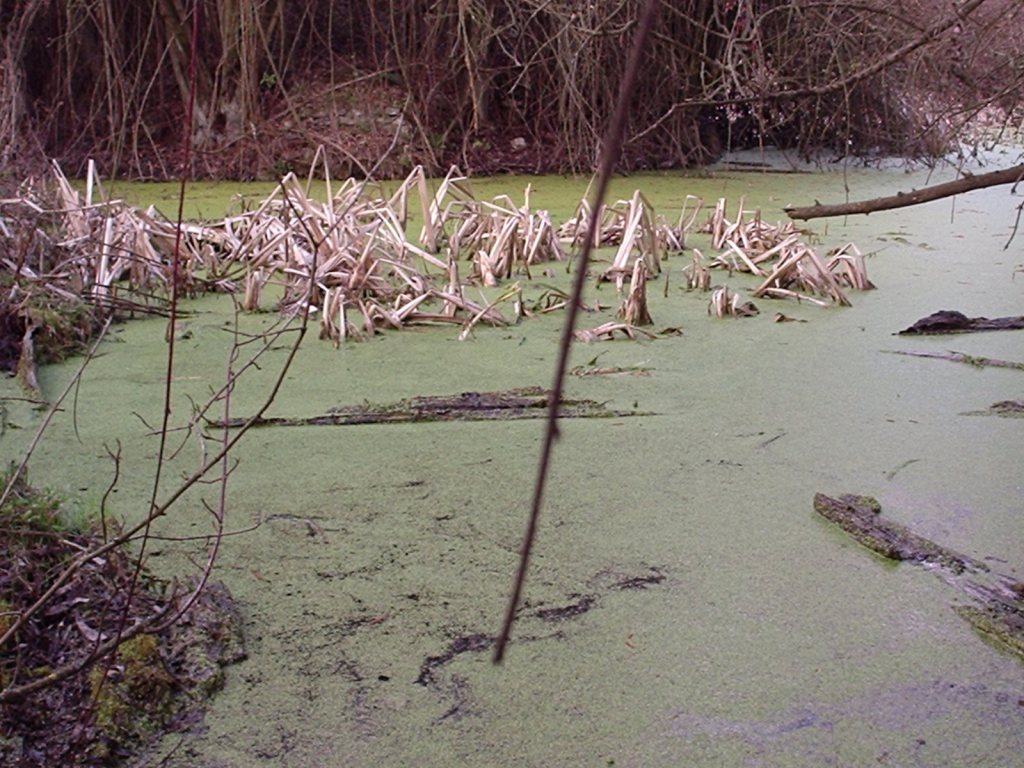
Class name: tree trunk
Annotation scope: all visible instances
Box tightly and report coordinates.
[785,164,1024,221]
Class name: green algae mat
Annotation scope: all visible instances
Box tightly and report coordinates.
[3,162,1023,767]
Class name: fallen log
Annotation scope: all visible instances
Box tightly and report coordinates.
[813,493,984,574]
[815,492,1024,663]
[208,387,650,429]
[785,163,1024,221]
[897,310,1024,335]
[884,349,1024,371]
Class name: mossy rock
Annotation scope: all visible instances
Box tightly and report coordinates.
[87,634,178,761]
[167,581,247,697]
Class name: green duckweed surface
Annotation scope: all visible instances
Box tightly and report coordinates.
[3,153,1023,766]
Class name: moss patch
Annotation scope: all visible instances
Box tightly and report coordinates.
[0,472,246,767]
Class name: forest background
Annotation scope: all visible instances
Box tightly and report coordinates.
[2,0,1023,182]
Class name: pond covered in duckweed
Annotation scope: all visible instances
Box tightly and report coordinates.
[3,151,1023,766]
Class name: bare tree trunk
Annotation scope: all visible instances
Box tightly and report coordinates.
[785,164,1024,221]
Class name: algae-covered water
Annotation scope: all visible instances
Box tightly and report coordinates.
[3,153,1023,766]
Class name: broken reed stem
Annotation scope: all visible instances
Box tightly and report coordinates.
[494,0,660,664]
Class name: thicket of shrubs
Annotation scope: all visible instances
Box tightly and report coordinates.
[1,0,1022,179]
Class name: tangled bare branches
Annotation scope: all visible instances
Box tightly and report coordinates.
[2,0,1021,179]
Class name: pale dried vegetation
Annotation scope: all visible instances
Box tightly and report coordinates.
[1,161,877,372]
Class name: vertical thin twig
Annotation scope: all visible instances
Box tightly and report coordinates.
[493,0,660,664]
[94,0,202,701]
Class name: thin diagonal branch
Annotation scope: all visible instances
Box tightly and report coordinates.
[493,0,660,664]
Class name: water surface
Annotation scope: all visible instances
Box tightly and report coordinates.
[3,156,1023,766]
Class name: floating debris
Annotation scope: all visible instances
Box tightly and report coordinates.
[954,602,1024,662]
[814,492,1024,664]
[415,633,494,687]
[898,310,1024,335]
[962,400,1024,418]
[813,493,985,574]
[534,595,597,622]
[208,386,650,429]
[573,322,660,343]
[570,364,652,377]
[884,349,1024,371]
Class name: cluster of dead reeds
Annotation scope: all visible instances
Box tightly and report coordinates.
[213,165,566,342]
[3,163,877,361]
[3,162,209,313]
[699,197,874,315]
[1,162,574,351]
[0,162,202,393]
[557,190,704,288]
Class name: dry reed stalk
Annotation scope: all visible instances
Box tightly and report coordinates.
[574,321,659,342]
[707,285,757,318]
[676,194,704,234]
[457,282,518,340]
[601,191,662,287]
[826,243,875,290]
[618,260,653,326]
[441,258,463,317]
[723,239,764,275]
[799,247,851,306]
[751,249,803,298]
[684,250,712,291]
[91,216,114,304]
[760,287,831,306]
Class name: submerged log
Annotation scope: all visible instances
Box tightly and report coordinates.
[816,492,1024,663]
[209,386,650,429]
[897,310,1024,335]
[955,602,1024,661]
[885,349,1024,371]
[812,493,984,574]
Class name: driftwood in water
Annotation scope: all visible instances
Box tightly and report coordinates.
[209,387,648,429]
[962,399,1024,418]
[813,493,984,574]
[885,349,1024,371]
[897,310,1024,335]
[955,601,1024,661]
[816,492,1024,663]
[785,163,1024,221]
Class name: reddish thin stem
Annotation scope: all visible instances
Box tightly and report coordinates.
[493,0,660,663]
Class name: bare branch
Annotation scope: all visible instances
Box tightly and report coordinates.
[785,163,1024,220]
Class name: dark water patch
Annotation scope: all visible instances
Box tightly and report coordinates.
[611,567,667,590]
[533,594,598,621]
[415,633,495,687]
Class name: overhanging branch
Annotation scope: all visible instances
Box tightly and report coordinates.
[784,163,1024,221]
